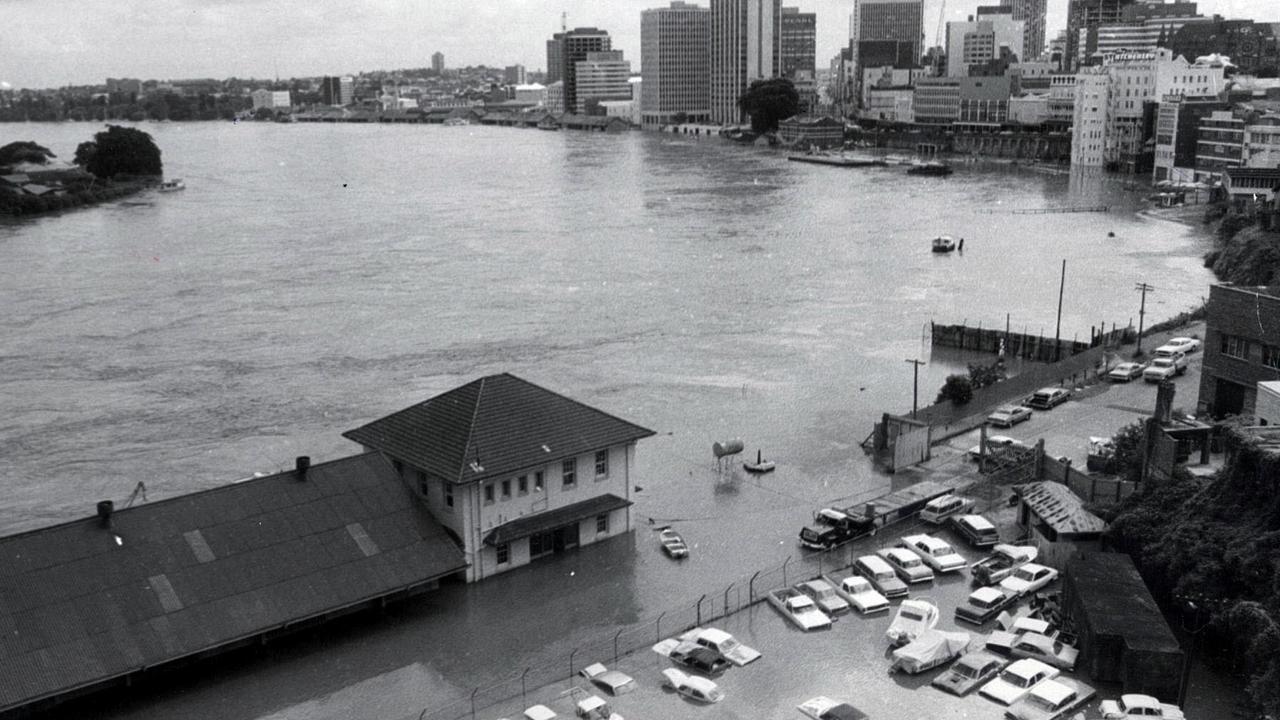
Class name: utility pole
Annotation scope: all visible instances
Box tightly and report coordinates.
[1054,259,1066,361]
[1135,282,1156,355]
[905,358,926,418]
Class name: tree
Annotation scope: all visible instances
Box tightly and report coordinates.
[72,141,97,169]
[736,78,799,134]
[936,375,973,405]
[80,125,162,178]
[0,141,55,169]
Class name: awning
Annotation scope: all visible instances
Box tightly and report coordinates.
[484,494,631,546]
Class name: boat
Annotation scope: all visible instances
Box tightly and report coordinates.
[932,235,958,253]
[787,153,888,168]
[658,527,688,559]
[743,449,775,473]
[908,160,954,176]
[158,179,185,192]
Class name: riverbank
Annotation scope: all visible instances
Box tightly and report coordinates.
[0,178,150,217]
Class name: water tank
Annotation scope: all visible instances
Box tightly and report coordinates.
[712,439,744,458]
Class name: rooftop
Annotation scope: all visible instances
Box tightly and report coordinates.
[1067,552,1182,653]
[1018,482,1107,536]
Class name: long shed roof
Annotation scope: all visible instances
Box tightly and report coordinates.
[0,453,466,713]
[1067,552,1181,653]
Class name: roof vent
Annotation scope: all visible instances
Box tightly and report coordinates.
[296,456,311,480]
[97,500,114,526]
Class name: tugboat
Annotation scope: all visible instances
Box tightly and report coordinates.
[931,235,958,253]
[158,178,185,192]
[907,160,954,176]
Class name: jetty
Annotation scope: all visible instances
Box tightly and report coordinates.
[1008,205,1110,215]
[787,154,889,168]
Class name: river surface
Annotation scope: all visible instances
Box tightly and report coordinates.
[0,122,1221,719]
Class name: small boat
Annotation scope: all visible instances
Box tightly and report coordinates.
[907,160,954,176]
[658,527,688,559]
[931,235,957,253]
[743,449,775,473]
[158,179,185,192]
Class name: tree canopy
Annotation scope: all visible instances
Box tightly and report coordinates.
[0,141,55,169]
[736,78,800,134]
[76,125,162,178]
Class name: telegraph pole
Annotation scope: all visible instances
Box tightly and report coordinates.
[905,358,926,418]
[1135,283,1156,355]
[1054,259,1066,361]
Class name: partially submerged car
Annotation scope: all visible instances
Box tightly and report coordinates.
[979,658,1060,705]
[889,629,970,674]
[1100,694,1186,720]
[951,514,1000,548]
[799,508,875,550]
[829,574,889,614]
[931,651,1007,696]
[878,547,935,584]
[954,586,1019,626]
[657,527,688,559]
[854,554,909,598]
[768,588,834,631]
[677,627,761,666]
[795,579,850,615]
[919,494,976,524]
[661,668,723,703]
[1006,677,1096,720]
[885,598,939,646]
[523,705,558,720]
[1009,632,1079,671]
[796,696,868,720]
[898,534,967,573]
[999,563,1059,598]
[971,544,1038,586]
[667,642,732,675]
[578,662,636,696]
[574,693,623,720]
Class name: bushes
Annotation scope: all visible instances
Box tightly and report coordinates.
[936,375,974,405]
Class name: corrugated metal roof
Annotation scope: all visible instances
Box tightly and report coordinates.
[0,453,467,714]
[343,373,655,485]
[1068,553,1180,652]
[483,494,631,546]
[1020,482,1107,536]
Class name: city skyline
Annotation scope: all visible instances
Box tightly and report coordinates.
[3,0,1275,89]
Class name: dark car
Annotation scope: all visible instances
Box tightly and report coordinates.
[1026,387,1070,410]
[955,586,1019,625]
[670,644,732,675]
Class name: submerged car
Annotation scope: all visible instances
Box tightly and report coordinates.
[796,696,869,720]
[951,514,1000,548]
[955,586,1019,625]
[667,642,731,675]
[661,668,723,703]
[885,598,939,646]
[854,554,909,598]
[658,528,688,559]
[889,629,970,674]
[1000,563,1059,598]
[831,574,889,614]
[971,545,1038,586]
[987,404,1032,427]
[1006,677,1096,720]
[1010,632,1079,671]
[678,627,762,666]
[796,579,851,615]
[769,588,833,631]
[1100,694,1186,720]
[878,547,935,584]
[578,662,636,696]
[979,658,1060,705]
[931,651,1007,696]
[919,494,976,524]
[899,534,967,573]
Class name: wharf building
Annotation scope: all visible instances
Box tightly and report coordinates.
[641,1,712,127]
[573,50,633,114]
[848,0,923,109]
[0,373,652,715]
[1197,284,1280,420]
[710,0,782,125]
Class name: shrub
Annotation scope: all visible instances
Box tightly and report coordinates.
[936,375,974,405]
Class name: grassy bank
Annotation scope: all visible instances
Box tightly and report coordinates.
[0,179,149,217]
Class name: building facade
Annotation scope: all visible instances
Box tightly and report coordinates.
[1170,19,1280,77]
[504,64,527,85]
[849,0,923,108]
[1072,68,1110,166]
[780,7,817,79]
[1066,0,1134,71]
[1197,284,1280,419]
[1000,0,1048,61]
[547,34,565,84]
[432,51,445,74]
[1196,110,1246,179]
[250,89,291,110]
[641,1,712,127]
[710,0,782,125]
[574,51,633,113]
[343,374,654,582]
[1153,94,1228,182]
[320,76,354,106]
[946,11,1026,78]
[560,27,613,117]
[1245,113,1280,168]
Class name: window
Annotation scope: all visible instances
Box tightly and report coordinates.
[496,543,510,565]
[1264,344,1280,370]
[484,483,495,504]
[1222,334,1251,359]
[501,479,511,499]
[518,475,528,495]
[445,484,454,508]
[596,513,609,534]
[417,471,429,501]
[562,458,576,489]
[393,459,404,477]
[595,450,609,479]
[534,471,544,492]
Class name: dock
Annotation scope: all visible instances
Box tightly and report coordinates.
[854,480,955,528]
[1008,205,1110,215]
[787,154,889,168]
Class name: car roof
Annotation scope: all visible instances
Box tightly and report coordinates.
[857,554,893,570]
[1015,633,1057,651]
[1030,679,1074,705]
[800,579,832,590]
[684,675,719,692]
[1006,658,1054,676]
[1121,694,1161,709]
[957,514,994,530]
[971,586,1006,602]
[907,534,950,549]
[882,547,917,560]
[1034,387,1062,394]
[822,704,868,720]
[924,494,960,507]
[697,628,731,643]
[817,508,849,521]
[958,651,1002,668]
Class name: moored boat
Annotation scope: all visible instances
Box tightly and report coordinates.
[932,235,957,253]
[158,179,185,192]
[743,449,775,473]
[908,160,954,176]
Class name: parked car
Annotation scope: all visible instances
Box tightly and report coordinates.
[890,629,971,674]
[986,617,1057,655]
[1143,353,1187,382]
[1026,387,1070,410]
[661,668,723,703]
[955,586,1019,625]
[967,436,1028,460]
[1006,677,1096,720]
[951,514,1000,548]
[987,404,1033,427]
[799,508,876,550]
[1009,632,1079,671]
[878,547,935,584]
[578,663,636,695]
[574,693,623,720]
[830,574,889,614]
[898,534,967,573]
[667,641,732,675]
[971,545,1038,586]
[1107,362,1147,382]
[1100,694,1186,719]
[795,579,850,615]
[1156,337,1201,356]
[885,598,940,646]
[1000,563,1059,598]
[768,588,833,631]
[920,494,976,524]
[979,658,1061,705]
[523,704,558,720]
[931,651,1007,696]
[796,696,869,720]
[854,554,909,598]
[678,627,761,666]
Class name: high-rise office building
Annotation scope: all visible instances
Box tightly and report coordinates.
[999,0,1047,61]
[504,65,527,85]
[432,52,445,73]
[574,51,633,113]
[946,7,1025,77]
[710,0,783,125]
[849,0,922,109]
[547,34,565,84]
[319,76,354,106]
[780,7,816,78]
[557,27,613,118]
[1066,0,1134,70]
[641,1,712,127]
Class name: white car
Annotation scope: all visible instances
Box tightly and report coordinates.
[678,627,761,666]
[523,705,558,720]
[967,435,1028,460]
[796,579,851,615]
[797,696,869,720]
[979,658,1060,705]
[574,694,623,720]
[1159,337,1201,355]
[1010,632,1079,671]
[1100,694,1186,719]
[1000,563,1059,597]
[661,668,724,703]
[987,404,1032,427]
[1143,354,1187,382]
[1006,677,1096,720]
[971,544,1039,585]
[878,547,935,584]
[986,616,1056,654]
[920,493,976,524]
[885,598,939,646]
[769,588,833,631]
[898,534,967,573]
[830,574,889,614]
[1107,362,1147,382]
[579,662,636,696]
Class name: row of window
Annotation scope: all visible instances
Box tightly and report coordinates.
[482,450,610,505]
[493,513,611,565]
[1222,334,1280,370]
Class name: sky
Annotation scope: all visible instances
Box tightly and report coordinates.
[1,0,1277,89]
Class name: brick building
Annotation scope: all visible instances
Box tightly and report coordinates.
[1197,284,1280,419]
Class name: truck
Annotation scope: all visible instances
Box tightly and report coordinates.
[799,508,876,550]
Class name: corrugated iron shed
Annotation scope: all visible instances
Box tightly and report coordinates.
[1020,481,1107,536]
[0,453,467,715]
[1067,552,1180,652]
[343,373,655,485]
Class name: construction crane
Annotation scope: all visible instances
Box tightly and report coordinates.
[933,0,947,77]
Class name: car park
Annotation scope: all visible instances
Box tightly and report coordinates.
[955,586,1019,625]
[830,574,889,614]
[878,547,935,584]
[987,404,1032,427]
[885,598,939,646]
[1009,632,1079,671]
[1005,677,1096,720]
[678,627,761,666]
[979,658,1060,705]
[919,494,975,524]
[795,579,850,615]
[1143,353,1187,382]
[898,534,967,573]
[931,651,1007,696]
[1107,362,1147,382]
[578,663,636,696]
[1026,387,1070,410]
[854,554,909,598]
[661,668,724,703]
[951,514,1000,548]
[796,696,869,720]
[1100,694,1186,719]
[971,545,1038,585]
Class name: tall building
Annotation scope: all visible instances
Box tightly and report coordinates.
[849,0,924,109]
[559,28,613,119]
[641,1,712,127]
[999,0,1047,61]
[1170,19,1280,77]
[946,8,1025,77]
[320,76,354,106]
[574,51,633,113]
[504,65,527,85]
[780,7,816,78]
[547,34,565,84]
[432,51,445,74]
[710,0,783,125]
[1066,0,1134,70]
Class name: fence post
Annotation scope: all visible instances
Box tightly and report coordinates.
[696,595,706,626]
[782,556,790,587]
[569,647,580,679]
[656,611,665,641]
[748,570,761,602]
[521,667,531,707]
[724,583,735,615]
[470,687,479,720]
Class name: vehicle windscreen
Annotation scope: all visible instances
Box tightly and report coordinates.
[901,609,924,621]
[1000,670,1034,688]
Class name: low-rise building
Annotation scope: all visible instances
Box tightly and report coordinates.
[1196,109,1246,181]
[1197,284,1280,419]
[1245,112,1280,168]
[250,89,292,110]
[1014,481,1106,569]
[777,115,844,148]
[1009,92,1049,125]
[1221,167,1280,213]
